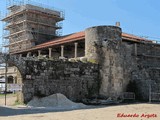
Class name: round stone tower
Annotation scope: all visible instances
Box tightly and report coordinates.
[85,26,122,63]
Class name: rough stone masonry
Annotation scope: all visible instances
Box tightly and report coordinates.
[11,26,160,103]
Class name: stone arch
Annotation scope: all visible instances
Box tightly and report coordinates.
[7,56,26,103]
[8,56,26,79]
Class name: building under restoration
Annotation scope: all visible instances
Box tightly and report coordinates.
[2,3,64,53]
[2,2,160,103]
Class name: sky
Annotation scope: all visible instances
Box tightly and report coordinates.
[0,0,160,44]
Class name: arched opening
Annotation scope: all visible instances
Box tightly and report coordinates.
[11,66,23,103]
[5,64,24,103]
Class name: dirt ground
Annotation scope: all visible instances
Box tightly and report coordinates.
[0,94,160,120]
[0,94,17,106]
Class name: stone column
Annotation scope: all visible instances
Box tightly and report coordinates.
[19,54,22,58]
[48,48,52,58]
[19,54,22,60]
[26,52,31,57]
[61,45,64,57]
[74,42,78,58]
[38,50,41,56]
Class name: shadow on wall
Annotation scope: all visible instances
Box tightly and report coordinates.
[126,80,144,101]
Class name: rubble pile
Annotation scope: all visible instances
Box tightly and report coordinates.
[27,93,86,109]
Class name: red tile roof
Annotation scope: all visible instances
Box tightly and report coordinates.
[34,31,85,50]
[11,31,151,54]
[11,31,85,54]
[122,32,147,41]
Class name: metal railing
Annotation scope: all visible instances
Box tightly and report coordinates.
[151,92,160,101]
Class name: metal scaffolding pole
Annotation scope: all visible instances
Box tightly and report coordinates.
[4,60,7,106]
[4,54,9,106]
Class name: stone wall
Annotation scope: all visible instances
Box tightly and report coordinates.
[84,26,160,101]
[22,60,99,103]
[85,26,136,99]
[10,25,160,103]
[18,41,160,103]
[130,43,160,100]
[98,41,136,98]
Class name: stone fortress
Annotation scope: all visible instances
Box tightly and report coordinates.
[1,1,160,103]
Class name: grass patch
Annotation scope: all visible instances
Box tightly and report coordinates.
[0,94,5,96]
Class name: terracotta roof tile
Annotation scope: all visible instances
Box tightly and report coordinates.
[34,31,85,50]
[11,31,85,54]
[122,32,147,41]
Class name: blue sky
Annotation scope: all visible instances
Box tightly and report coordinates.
[0,0,160,43]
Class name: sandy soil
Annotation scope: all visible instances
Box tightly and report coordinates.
[0,95,160,120]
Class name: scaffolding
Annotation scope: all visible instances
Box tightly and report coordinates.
[2,0,64,53]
